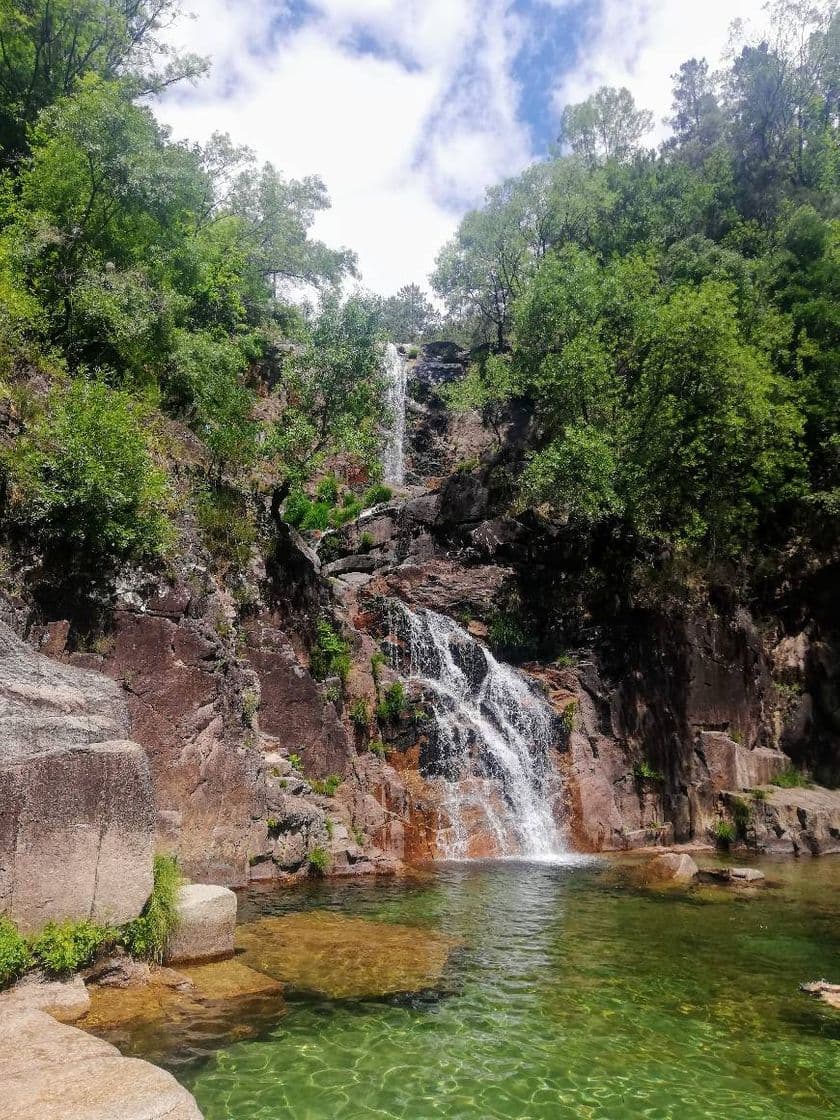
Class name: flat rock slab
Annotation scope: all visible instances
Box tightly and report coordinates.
[165,884,237,964]
[700,866,766,885]
[801,980,840,1011]
[0,1008,202,1120]
[235,911,457,999]
[0,973,90,1023]
[81,960,283,1031]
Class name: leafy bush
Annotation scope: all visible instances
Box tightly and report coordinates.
[369,738,387,758]
[289,753,303,772]
[370,651,387,689]
[310,618,351,683]
[771,767,811,788]
[311,774,342,797]
[362,484,392,507]
[0,917,32,988]
[6,379,171,569]
[713,820,736,849]
[329,499,362,527]
[308,847,330,875]
[121,854,182,963]
[487,611,531,658]
[376,681,408,722]
[31,920,114,976]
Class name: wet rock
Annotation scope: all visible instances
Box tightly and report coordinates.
[800,980,840,1010]
[165,884,237,965]
[645,852,699,883]
[84,953,152,989]
[0,620,154,931]
[235,912,457,999]
[729,867,766,882]
[0,973,90,1023]
[0,1007,203,1119]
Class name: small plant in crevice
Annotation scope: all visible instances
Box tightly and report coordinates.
[752,787,768,802]
[352,827,365,847]
[771,766,811,789]
[308,847,330,875]
[358,531,375,552]
[311,774,343,797]
[310,617,351,684]
[731,796,753,841]
[349,698,370,729]
[325,818,335,840]
[633,760,664,784]
[241,688,259,727]
[289,753,303,772]
[377,680,408,723]
[713,819,736,849]
[370,651,387,694]
[560,701,577,735]
[369,738,387,758]
[362,484,392,508]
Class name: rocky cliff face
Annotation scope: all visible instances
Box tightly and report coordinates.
[1,341,838,903]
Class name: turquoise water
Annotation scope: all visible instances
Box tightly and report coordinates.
[127,857,840,1119]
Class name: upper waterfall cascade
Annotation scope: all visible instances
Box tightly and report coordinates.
[388,602,566,860]
[382,342,407,486]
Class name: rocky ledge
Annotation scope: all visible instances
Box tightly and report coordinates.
[0,1008,203,1120]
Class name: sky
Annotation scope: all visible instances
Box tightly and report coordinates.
[158,0,772,296]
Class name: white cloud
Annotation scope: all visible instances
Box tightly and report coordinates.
[553,0,771,141]
[159,0,533,295]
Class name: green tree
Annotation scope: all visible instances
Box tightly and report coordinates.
[559,86,654,164]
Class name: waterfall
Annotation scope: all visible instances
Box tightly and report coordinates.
[388,602,565,861]
[382,342,407,486]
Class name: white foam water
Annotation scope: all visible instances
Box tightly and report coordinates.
[381,342,407,486]
[388,602,568,861]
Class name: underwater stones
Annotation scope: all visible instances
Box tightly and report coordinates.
[0,1008,203,1120]
[165,884,237,965]
[235,911,456,999]
[0,973,90,1023]
[81,959,284,1032]
[645,852,699,883]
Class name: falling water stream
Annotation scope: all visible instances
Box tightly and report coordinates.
[381,342,407,486]
[388,601,565,860]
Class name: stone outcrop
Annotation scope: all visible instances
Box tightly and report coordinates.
[0,620,154,931]
[0,1008,203,1120]
[720,785,840,855]
[165,884,237,964]
[0,973,90,1023]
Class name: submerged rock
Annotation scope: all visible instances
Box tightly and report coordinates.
[235,911,457,999]
[81,959,283,1031]
[165,884,237,965]
[0,1007,203,1119]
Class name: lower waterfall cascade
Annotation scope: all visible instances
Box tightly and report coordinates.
[388,601,566,860]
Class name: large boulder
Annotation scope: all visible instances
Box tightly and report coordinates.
[0,974,90,1023]
[0,1008,203,1120]
[645,852,699,883]
[165,884,237,965]
[0,621,155,931]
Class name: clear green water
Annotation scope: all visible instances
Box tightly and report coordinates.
[127,857,840,1119]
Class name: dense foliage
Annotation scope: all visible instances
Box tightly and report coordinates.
[435,1,839,567]
[0,2,389,588]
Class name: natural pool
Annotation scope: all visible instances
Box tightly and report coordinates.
[112,856,840,1120]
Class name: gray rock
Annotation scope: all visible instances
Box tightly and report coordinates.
[165,884,237,964]
[729,867,766,882]
[645,852,699,883]
[0,1007,203,1119]
[0,621,155,932]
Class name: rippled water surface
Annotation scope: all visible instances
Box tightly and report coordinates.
[124,857,840,1119]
